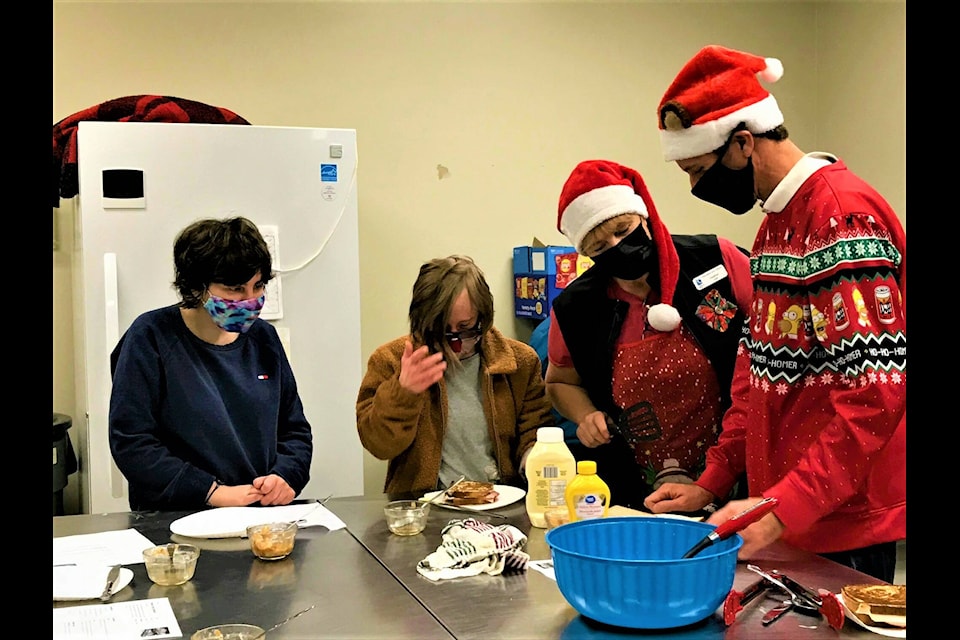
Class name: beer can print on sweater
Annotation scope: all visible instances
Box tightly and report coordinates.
[874,286,895,324]
[832,292,849,330]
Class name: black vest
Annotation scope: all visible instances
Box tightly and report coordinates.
[552,234,747,422]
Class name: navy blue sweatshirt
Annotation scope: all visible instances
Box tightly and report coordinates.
[109,305,313,511]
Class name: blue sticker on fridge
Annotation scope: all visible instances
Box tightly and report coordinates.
[320,164,338,182]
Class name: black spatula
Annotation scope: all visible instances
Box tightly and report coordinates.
[610,401,662,447]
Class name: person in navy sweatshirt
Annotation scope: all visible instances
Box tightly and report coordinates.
[109,216,313,511]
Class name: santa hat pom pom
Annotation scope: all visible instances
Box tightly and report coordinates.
[648,303,681,332]
[759,57,783,83]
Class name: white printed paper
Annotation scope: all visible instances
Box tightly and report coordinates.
[53,598,182,640]
[53,528,157,567]
[528,559,557,581]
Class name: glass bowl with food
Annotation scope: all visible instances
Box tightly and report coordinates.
[383,500,429,536]
[246,522,298,561]
[143,543,200,586]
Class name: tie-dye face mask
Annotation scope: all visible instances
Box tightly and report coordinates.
[203,293,266,333]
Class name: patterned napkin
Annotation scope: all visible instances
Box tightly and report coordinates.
[416,518,530,581]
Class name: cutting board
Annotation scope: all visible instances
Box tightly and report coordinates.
[607,505,704,521]
[607,505,656,517]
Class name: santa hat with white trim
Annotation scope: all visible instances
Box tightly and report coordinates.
[658,45,784,163]
[557,160,681,332]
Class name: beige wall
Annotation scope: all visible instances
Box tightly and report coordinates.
[53,1,906,513]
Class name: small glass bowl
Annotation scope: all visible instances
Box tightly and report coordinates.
[190,623,266,640]
[246,522,298,561]
[143,543,200,586]
[384,500,429,536]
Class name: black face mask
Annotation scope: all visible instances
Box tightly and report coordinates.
[590,224,657,281]
[691,148,757,216]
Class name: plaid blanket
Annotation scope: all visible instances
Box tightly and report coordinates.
[52,95,250,207]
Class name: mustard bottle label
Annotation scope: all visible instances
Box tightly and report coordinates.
[571,492,607,520]
[565,465,610,522]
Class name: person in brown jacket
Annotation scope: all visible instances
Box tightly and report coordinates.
[357,255,554,495]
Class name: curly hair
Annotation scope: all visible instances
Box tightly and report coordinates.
[173,216,273,308]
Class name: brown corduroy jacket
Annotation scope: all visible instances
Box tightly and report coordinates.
[356,327,554,495]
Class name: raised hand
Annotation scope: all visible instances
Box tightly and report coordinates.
[398,340,447,394]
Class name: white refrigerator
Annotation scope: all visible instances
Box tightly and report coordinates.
[70,121,364,514]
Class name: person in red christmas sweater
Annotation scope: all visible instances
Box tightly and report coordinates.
[644,45,905,583]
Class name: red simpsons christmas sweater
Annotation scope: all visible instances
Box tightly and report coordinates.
[696,154,906,554]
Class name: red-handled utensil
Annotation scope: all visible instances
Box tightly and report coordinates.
[681,497,779,559]
[769,570,845,630]
[770,569,846,629]
[817,588,845,630]
[746,565,845,630]
[722,576,776,625]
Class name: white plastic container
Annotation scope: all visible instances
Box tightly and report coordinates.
[525,426,576,528]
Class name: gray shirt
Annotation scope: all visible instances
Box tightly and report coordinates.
[438,353,499,488]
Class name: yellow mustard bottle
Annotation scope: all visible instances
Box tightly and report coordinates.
[525,426,577,528]
[565,460,610,522]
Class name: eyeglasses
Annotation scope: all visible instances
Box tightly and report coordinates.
[445,323,482,352]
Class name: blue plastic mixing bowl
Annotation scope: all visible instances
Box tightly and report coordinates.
[545,516,742,629]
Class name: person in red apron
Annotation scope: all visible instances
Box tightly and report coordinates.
[545,160,752,510]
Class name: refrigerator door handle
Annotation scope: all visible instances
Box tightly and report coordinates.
[104,253,120,355]
[103,252,125,499]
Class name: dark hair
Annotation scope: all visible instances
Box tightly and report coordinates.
[408,255,494,364]
[173,216,273,308]
[712,122,790,158]
[756,124,790,141]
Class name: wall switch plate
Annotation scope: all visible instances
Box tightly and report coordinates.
[258,224,283,320]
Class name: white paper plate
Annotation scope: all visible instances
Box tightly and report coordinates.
[837,593,906,638]
[53,565,134,601]
[420,484,526,511]
[171,504,323,539]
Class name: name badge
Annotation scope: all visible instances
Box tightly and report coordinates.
[693,264,728,291]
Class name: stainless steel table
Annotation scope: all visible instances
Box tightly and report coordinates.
[53,509,454,639]
[329,496,888,639]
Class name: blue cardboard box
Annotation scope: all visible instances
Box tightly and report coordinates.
[513,245,589,319]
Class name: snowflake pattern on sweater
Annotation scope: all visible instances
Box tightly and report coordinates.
[747,206,905,387]
[699,155,906,554]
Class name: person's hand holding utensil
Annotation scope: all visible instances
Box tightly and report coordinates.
[682,497,779,558]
